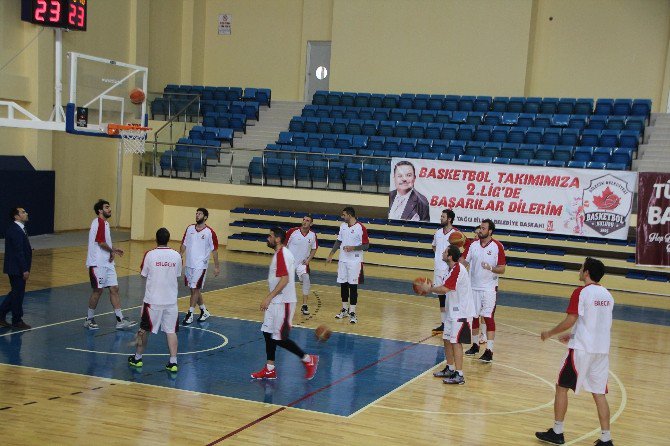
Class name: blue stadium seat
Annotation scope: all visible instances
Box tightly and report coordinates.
[517,145,536,160]
[534,114,552,128]
[369,94,384,108]
[474,96,492,112]
[587,161,607,169]
[420,110,437,123]
[547,160,567,167]
[456,125,475,141]
[409,122,428,138]
[624,116,645,133]
[553,146,573,162]
[539,98,559,114]
[613,99,632,116]
[599,130,619,148]
[435,110,452,123]
[441,124,458,140]
[542,128,561,145]
[493,157,511,165]
[354,93,370,108]
[529,159,547,167]
[517,114,535,127]
[438,153,457,161]
[594,99,614,115]
[428,94,445,110]
[560,128,580,146]
[557,98,576,115]
[568,115,588,129]
[567,160,587,169]
[606,116,626,130]
[580,129,601,146]
[382,94,399,109]
[444,95,460,111]
[507,127,526,144]
[490,126,509,142]
[474,125,492,142]
[425,123,443,139]
[592,147,612,163]
[413,94,429,110]
[394,121,411,138]
[475,156,493,164]
[458,154,475,162]
[574,98,594,115]
[507,97,525,113]
[524,127,544,145]
[459,96,476,111]
[367,136,385,151]
[510,158,530,165]
[631,99,652,118]
[482,143,501,158]
[484,111,502,126]
[573,146,594,162]
[588,115,608,130]
[466,112,484,126]
[619,130,640,149]
[605,162,627,171]
[523,97,541,114]
[535,145,554,160]
[610,147,633,167]
[491,97,508,112]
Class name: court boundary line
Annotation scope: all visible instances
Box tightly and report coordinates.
[205,333,439,444]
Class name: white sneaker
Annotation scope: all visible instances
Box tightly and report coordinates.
[301,304,310,315]
[197,309,211,322]
[84,318,99,330]
[335,308,349,319]
[115,317,137,330]
[182,311,194,326]
[349,312,357,324]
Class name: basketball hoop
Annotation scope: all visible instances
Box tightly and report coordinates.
[107,123,152,154]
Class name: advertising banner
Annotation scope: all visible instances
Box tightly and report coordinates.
[388,158,637,240]
[636,172,670,266]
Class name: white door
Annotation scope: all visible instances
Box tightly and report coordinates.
[304,41,331,102]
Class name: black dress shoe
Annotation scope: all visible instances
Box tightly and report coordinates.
[0,319,10,328]
[11,321,31,330]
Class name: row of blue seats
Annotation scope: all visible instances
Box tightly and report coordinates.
[301,106,646,132]
[287,119,639,148]
[249,157,390,190]
[263,145,630,170]
[278,132,635,160]
[312,91,652,117]
[176,139,222,161]
[189,126,234,147]
[164,85,271,106]
[271,139,634,166]
[159,150,206,179]
[229,208,634,246]
[202,112,248,133]
[152,98,259,121]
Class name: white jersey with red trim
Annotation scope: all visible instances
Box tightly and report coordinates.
[337,221,369,263]
[140,247,182,306]
[286,227,318,264]
[443,262,476,320]
[86,217,114,268]
[463,238,506,291]
[181,224,218,269]
[268,246,297,304]
[432,226,457,271]
[566,283,614,354]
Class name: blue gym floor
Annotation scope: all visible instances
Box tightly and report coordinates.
[0,260,667,417]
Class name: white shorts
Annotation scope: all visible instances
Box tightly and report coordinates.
[184,267,207,289]
[443,317,472,344]
[140,303,179,334]
[472,289,497,318]
[261,302,296,340]
[557,348,609,395]
[433,268,448,290]
[296,263,310,280]
[88,266,118,289]
[337,261,364,284]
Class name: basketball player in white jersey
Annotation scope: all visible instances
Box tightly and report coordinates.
[461,218,506,362]
[128,228,182,372]
[419,244,476,385]
[431,209,456,334]
[250,227,319,381]
[84,199,135,330]
[180,208,220,325]
[535,257,614,446]
[286,215,319,315]
[327,207,369,324]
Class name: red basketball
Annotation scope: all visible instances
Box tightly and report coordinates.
[448,231,467,248]
[413,277,433,295]
[315,324,332,342]
[129,88,145,105]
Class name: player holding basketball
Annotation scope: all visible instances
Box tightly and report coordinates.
[128,228,182,372]
[461,218,505,362]
[84,199,136,330]
[431,209,457,334]
[180,208,220,325]
[419,244,476,385]
[251,227,319,380]
[327,207,369,324]
[535,257,614,446]
[286,215,319,315]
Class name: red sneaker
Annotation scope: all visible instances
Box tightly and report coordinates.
[303,354,319,380]
[250,366,277,380]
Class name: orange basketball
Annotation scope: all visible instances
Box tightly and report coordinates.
[129,88,145,105]
[412,277,433,295]
[315,324,332,342]
[448,230,467,248]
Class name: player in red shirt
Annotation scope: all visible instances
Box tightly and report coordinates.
[535,257,614,446]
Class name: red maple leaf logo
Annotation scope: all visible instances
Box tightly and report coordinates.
[592,186,620,210]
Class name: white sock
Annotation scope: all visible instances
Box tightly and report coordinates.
[114,309,123,320]
[553,421,564,434]
[169,356,177,364]
[456,370,463,376]
[487,340,494,351]
[349,304,356,314]
[199,305,207,311]
[189,307,194,313]
[302,354,311,363]
[87,308,95,319]
[266,363,275,370]
[600,430,611,442]
[134,353,142,360]
[447,364,454,371]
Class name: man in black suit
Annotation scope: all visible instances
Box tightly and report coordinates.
[1,207,32,330]
[388,160,430,222]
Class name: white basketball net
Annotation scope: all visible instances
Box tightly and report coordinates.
[120,128,149,154]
